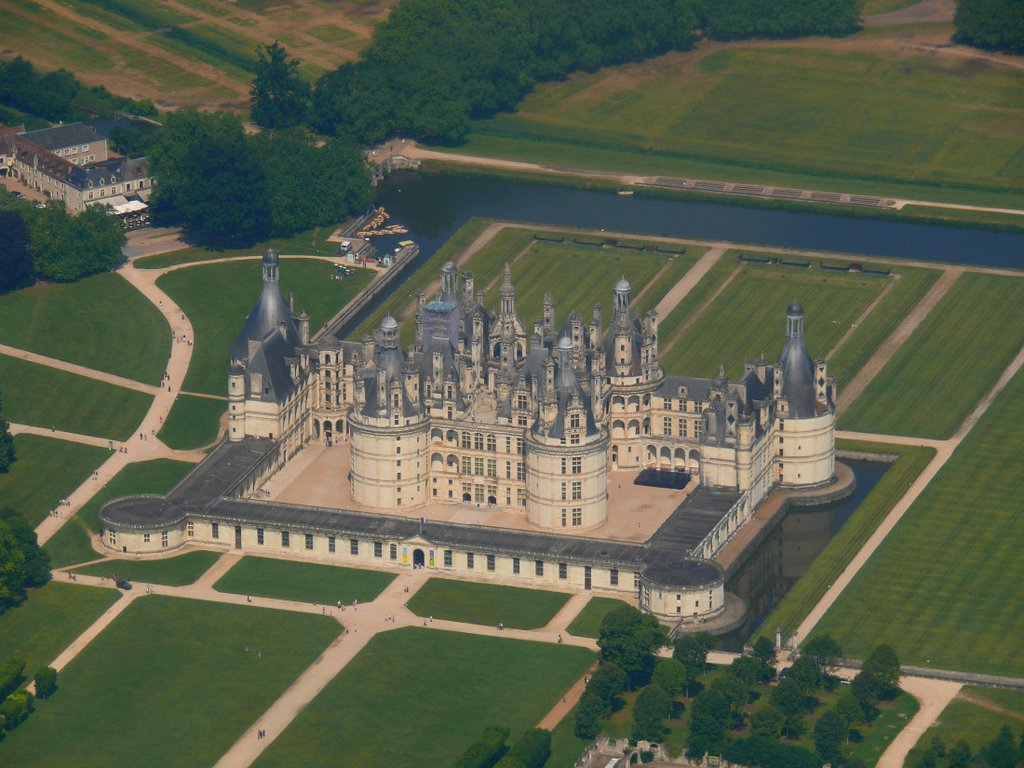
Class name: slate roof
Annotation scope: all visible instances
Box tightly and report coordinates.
[21,122,103,151]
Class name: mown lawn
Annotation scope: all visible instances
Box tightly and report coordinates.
[661,263,885,378]
[1,596,341,768]
[752,441,935,640]
[459,40,1024,207]
[0,272,168,384]
[0,435,109,527]
[253,627,594,768]
[0,582,120,680]
[0,355,152,441]
[566,596,632,638]
[44,520,103,569]
[135,226,334,269]
[214,555,396,604]
[157,394,225,450]
[906,687,1024,767]
[840,272,1024,439]
[157,258,373,395]
[816,367,1024,676]
[74,550,221,586]
[405,578,570,630]
[75,459,196,532]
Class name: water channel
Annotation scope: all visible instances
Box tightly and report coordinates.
[365,171,1014,640]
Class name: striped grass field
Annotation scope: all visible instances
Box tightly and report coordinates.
[839,272,1024,439]
[815,367,1024,677]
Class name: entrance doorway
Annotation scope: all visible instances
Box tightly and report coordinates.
[584,566,592,590]
[413,548,425,567]
[234,525,242,549]
[324,421,333,446]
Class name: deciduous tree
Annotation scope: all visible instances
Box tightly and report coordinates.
[250,42,310,129]
[814,709,847,763]
[598,605,667,689]
[632,683,671,742]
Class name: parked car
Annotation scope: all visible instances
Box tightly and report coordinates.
[115,578,132,590]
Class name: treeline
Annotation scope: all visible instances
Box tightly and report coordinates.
[0,56,156,126]
[148,110,372,248]
[261,0,860,144]
[0,199,126,291]
[0,507,51,615]
[954,0,1024,55]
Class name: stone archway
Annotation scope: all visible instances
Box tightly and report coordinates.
[413,548,425,567]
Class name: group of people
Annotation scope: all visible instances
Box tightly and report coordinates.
[49,498,72,518]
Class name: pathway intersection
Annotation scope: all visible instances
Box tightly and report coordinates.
[9,224,1021,765]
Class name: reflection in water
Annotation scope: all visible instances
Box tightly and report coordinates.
[718,461,889,650]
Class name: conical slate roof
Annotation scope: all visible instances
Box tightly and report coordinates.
[230,249,299,362]
[777,303,817,418]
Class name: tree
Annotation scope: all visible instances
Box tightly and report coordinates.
[687,689,728,758]
[862,644,901,698]
[954,0,1024,55]
[597,605,667,689]
[979,725,1020,768]
[0,209,32,294]
[835,691,864,726]
[0,690,33,730]
[0,381,14,474]
[0,522,28,613]
[499,728,550,768]
[673,633,713,696]
[651,658,686,698]
[150,110,271,248]
[752,635,777,677]
[632,683,672,742]
[709,671,749,713]
[27,202,125,282]
[788,655,821,693]
[802,633,842,675]
[574,689,604,739]
[33,667,56,699]
[770,677,809,738]
[250,42,310,129]
[947,739,972,768]
[454,724,509,768]
[814,709,847,763]
[750,704,784,738]
[730,654,771,685]
[0,509,49,587]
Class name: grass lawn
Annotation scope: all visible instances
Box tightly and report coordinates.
[661,262,885,379]
[657,249,737,355]
[43,519,102,568]
[566,596,632,638]
[406,578,571,630]
[76,459,196,533]
[157,394,225,450]
[74,550,221,586]
[135,226,336,269]
[752,441,935,640]
[0,355,152,441]
[0,582,120,680]
[253,627,595,768]
[157,258,373,395]
[0,435,109,526]
[352,217,492,342]
[1,596,341,768]
[458,37,1024,209]
[544,702,591,768]
[815,367,1024,676]
[214,556,396,604]
[0,272,169,384]
[840,272,1024,439]
[906,687,1024,766]
[846,690,920,765]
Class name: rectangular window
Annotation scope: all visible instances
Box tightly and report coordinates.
[561,457,567,474]
[516,438,523,455]
[679,418,687,437]
[374,541,383,558]
[695,421,704,438]
[108,530,117,546]
[212,522,219,539]
[161,531,168,548]
[474,457,484,475]
[467,552,475,569]
[444,549,453,567]
[474,484,485,503]
[517,489,527,507]
[305,533,314,550]
[535,560,544,576]
[390,543,398,560]
[474,433,484,450]
[663,417,672,435]
[350,538,359,555]
[257,528,264,545]
[571,481,582,500]
[570,413,580,428]
[328,536,336,553]
[517,462,525,481]
[487,434,496,452]
[462,457,472,474]
[634,573,641,589]
[486,458,496,477]
[561,509,567,527]
[143,533,150,543]
[665,400,672,411]
[512,557,520,574]
[558,562,568,579]
[486,554,495,571]
[505,436,512,453]
[461,432,471,449]
[505,461,512,479]
[282,531,290,547]
[572,457,582,474]
[610,568,619,586]
[561,482,567,500]
[572,508,582,526]
[187,521,194,538]
[570,433,580,445]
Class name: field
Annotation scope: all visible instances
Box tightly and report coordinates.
[660,262,886,379]
[156,258,374,395]
[0,355,152,441]
[74,459,197,532]
[0,272,169,385]
[74,550,221,586]
[0,0,390,109]
[458,29,1024,211]
[840,272,1024,439]
[405,578,571,630]
[815,367,1024,677]
[213,556,396,604]
[0,596,341,768]
[157,394,225,450]
[0,435,109,526]
[906,687,1024,766]
[252,627,595,768]
[134,226,338,270]
[754,441,935,640]
[0,582,119,680]
[566,596,631,638]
